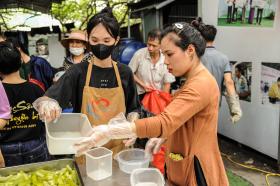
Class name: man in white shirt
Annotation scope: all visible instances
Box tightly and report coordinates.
[226,0,234,23]
[129,28,175,101]
[256,0,266,24]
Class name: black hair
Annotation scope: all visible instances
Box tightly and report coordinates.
[277,77,280,82]
[147,28,162,41]
[6,37,29,55]
[87,7,119,39]
[0,41,22,75]
[235,65,243,75]
[161,22,206,57]
[36,38,48,45]
[191,17,217,42]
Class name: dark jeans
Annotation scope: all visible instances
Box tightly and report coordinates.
[0,137,52,167]
[227,6,233,23]
[232,7,238,21]
[256,8,263,24]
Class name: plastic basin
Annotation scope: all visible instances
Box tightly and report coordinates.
[116,148,150,174]
[130,168,165,186]
[45,113,93,155]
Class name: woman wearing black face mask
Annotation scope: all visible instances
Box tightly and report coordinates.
[33,7,141,155]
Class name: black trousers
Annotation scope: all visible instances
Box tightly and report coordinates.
[256,8,263,24]
[227,6,233,23]
[194,156,207,186]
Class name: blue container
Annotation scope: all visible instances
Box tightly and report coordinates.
[113,38,146,65]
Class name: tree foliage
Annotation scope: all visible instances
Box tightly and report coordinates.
[0,0,138,31]
[51,0,132,31]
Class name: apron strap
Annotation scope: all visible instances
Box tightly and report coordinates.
[112,61,122,87]
[85,57,94,86]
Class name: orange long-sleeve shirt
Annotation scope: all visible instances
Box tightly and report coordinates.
[135,64,229,186]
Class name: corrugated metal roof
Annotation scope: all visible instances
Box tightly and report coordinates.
[0,0,64,13]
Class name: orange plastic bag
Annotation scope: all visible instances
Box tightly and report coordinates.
[141,90,171,174]
[152,146,166,174]
[141,90,171,115]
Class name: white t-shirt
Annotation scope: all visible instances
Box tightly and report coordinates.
[129,47,175,95]
[225,0,234,6]
[235,0,248,8]
[252,0,266,8]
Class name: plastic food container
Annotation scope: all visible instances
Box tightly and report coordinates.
[85,147,113,181]
[116,148,150,174]
[45,113,93,155]
[130,168,165,186]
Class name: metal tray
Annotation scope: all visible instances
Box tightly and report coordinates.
[0,158,84,186]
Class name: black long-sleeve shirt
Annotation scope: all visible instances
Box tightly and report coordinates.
[45,60,140,114]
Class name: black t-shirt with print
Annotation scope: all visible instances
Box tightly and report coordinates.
[45,60,140,113]
[1,82,45,143]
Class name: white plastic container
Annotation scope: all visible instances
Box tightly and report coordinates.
[130,168,165,186]
[116,148,150,174]
[45,113,93,154]
[85,147,113,181]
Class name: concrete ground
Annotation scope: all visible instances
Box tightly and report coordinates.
[219,136,280,186]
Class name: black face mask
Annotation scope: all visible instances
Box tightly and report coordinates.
[90,44,115,60]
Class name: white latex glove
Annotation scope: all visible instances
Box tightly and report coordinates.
[225,93,242,124]
[145,138,166,157]
[33,96,62,123]
[123,138,137,147]
[123,112,140,147]
[74,113,137,156]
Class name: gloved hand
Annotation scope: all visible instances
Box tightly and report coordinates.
[123,112,140,147]
[145,138,166,157]
[33,96,62,123]
[74,113,137,156]
[225,93,242,124]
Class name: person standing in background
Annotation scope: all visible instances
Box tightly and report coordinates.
[248,0,256,24]
[53,30,90,82]
[129,28,175,101]
[192,20,242,124]
[60,30,90,71]
[234,65,250,100]
[268,77,280,104]
[256,0,266,25]
[7,37,55,91]
[36,38,49,61]
[226,0,234,23]
[0,41,51,167]
[240,0,249,23]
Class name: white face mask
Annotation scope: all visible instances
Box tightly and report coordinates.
[69,47,85,56]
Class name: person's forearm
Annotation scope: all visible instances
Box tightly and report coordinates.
[225,81,236,96]
[224,73,236,96]
[0,119,7,129]
[162,83,171,93]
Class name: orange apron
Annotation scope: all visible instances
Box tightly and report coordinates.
[81,57,126,155]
